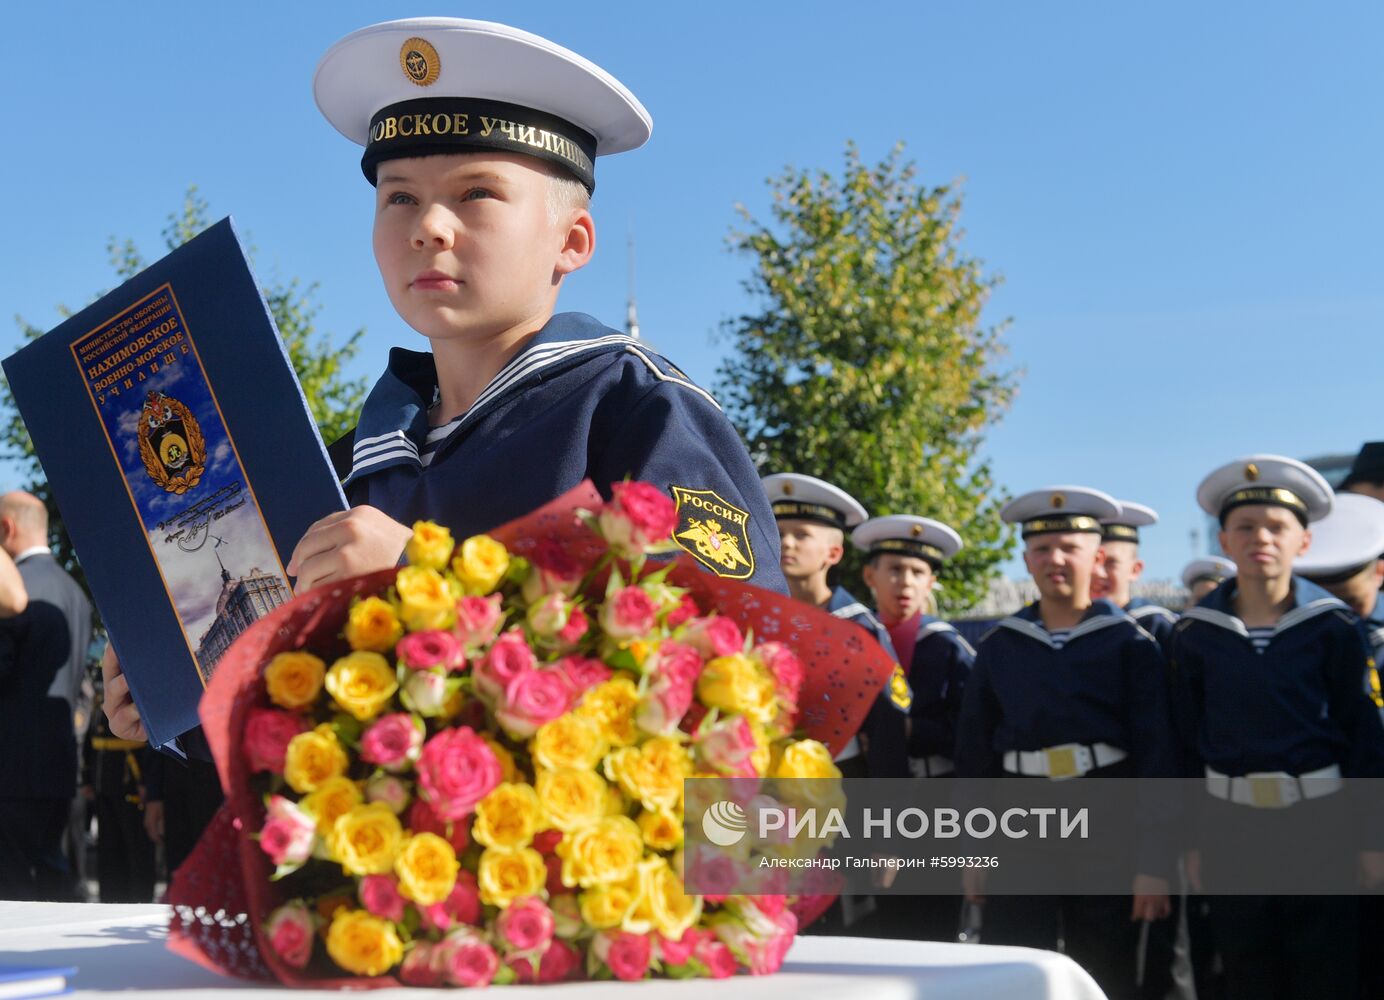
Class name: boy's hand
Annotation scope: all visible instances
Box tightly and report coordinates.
[1130,875,1171,921]
[288,506,413,592]
[101,643,146,742]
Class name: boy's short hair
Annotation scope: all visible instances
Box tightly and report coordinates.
[546,167,591,223]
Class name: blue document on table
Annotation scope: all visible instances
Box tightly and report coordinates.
[2,218,347,750]
[0,963,77,999]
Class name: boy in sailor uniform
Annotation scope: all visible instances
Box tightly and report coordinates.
[1092,500,1177,652]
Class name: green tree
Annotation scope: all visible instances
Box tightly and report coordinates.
[715,143,1018,613]
[0,187,367,590]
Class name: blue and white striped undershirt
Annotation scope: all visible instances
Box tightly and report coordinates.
[1047,629,1072,650]
[420,415,463,468]
[1247,627,1273,653]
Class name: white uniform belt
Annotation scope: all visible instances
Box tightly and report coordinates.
[834,736,861,763]
[1003,742,1127,779]
[1204,764,1343,808]
[908,755,954,778]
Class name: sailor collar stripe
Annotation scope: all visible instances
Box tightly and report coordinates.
[830,602,873,621]
[918,619,976,656]
[1129,605,1176,623]
[1182,597,1348,641]
[995,613,1130,649]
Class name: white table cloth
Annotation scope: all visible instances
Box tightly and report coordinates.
[0,902,1106,999]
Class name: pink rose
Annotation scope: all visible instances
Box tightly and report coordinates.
[557,607,589,647]
[637,673,695,736]
[650,640,704,686]
[264,901,314,969]
[599,586,658,641]
[682,616,744,658]
[682,844,747,903]
[538,938,581,983]
[243,708,307,774]
[695,715,759,777]
[420,870,482,932]
[595,930,652,982]
[438,929,500,988]
[259,795,315,867]
[474,629,536,701]
[401,669,451,717]
[396,629,463,671]
[359,713,424,771]
[698,939,738,979]
[555,655,610,698]
[521,539,588,601]
[666,593,700,628]
[756,642,804,713]
[600,481,678,556]
[495,668,573,739]
[455,594,504,651]
[657,929,698,966]
[408,799,471,855]
[365,774,411,814]
[496,896,555,954]
[359,874,406,922]
[416,726,501,821]
[526,593,573,638]
[399,942,446,987]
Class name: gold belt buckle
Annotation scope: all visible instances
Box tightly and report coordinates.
[1248,775,1285,808]
[1045,746,1078,779]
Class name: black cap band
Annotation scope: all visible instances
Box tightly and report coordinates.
[771,501,847,530]
[1219,487,1308,526]
[363,97,598,192]
[1021,515,1103,538]
[1102,524,1140,544]
[867,537,945,569]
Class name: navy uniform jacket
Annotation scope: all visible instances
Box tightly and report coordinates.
[1362,592,1384,663]
[1170,577,1384,780]
[1125,597,1177,654]
[906,615,974,763]
[954,599,1174,780]
[331,313,787,595]
[826,586,911,778]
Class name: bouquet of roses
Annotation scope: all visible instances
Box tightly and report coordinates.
[167,482,893,988]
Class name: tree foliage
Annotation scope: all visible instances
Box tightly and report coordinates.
[1,187,367,590]
[715,143,1018,613]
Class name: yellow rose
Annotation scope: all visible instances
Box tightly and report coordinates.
[395,566,456,632]
[284,724,348,794]
[483,735,520,783]
[264,651,326,711]
[604,737,691,812]
[535,768,611,833]
[580,879,638,929]
[300,776,364,835]
[531,713,607,772]
[343,596,404,653]
[642,856,702,939]
[324,651,399,722]
[394,832,459,905]
[697,654,777,725]
[558,815,644,889]
[325,909,403,977]
[405,520,455,571]
[773,739,841,781]
[577,676,640,748]
[329,803,404,876]
[452,535,510,596]
[637,807,683,852]
[473,782,542,849]
[477,846,547,908]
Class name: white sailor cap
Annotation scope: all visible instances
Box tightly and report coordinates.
[314,18,652,192]
[1195,454,1333,526]
[1100,500,1158,544]
[1181,556,1237,591]
[1000,486,1121,539]
[1293,494,1384,581]
[762,473,868,530]
[851,515,963,570]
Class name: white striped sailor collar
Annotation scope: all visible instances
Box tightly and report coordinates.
[344,312,704,488]
[826,585,877,625]
[996,598,1132,649]
[1180,575,1350,640]
[916,615,977,656]
[1125,598,1176,622]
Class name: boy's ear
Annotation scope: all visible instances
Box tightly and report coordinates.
[554,210,595,277]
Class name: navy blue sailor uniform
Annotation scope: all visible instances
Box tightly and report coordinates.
[329,313,787,595]
[825,586,911,779]
[905,615,973,778]
[1125,597,1177,653]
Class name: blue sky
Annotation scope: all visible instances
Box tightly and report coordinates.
[2,1,1380,583]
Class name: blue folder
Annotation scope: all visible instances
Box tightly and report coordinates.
[2,218,347,749]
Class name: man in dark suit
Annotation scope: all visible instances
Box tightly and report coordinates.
[0,490,92,900]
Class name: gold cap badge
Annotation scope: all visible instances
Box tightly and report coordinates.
[400,38,440,87]
[1245,463,1260,482]
[911,523,924,537]
[1051,493,1065,508]
[782,482,794,495]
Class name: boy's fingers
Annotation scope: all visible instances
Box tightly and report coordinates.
[287,517,350,576]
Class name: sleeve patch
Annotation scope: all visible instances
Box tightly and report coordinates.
[888,664,913,711]
[671,486,755,580]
